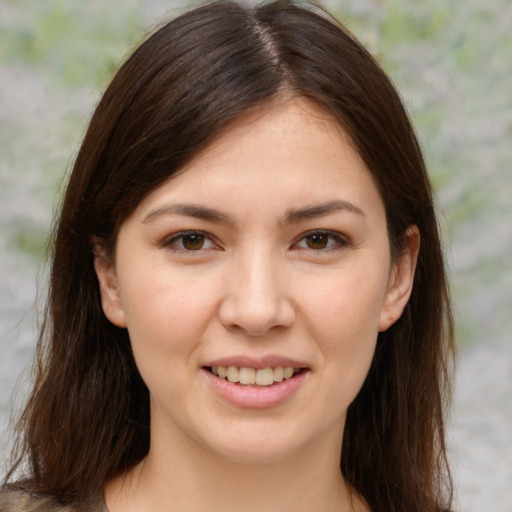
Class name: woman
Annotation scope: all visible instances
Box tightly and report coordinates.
[1,1,455,511]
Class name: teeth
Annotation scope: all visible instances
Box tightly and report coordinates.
[239,367,256,385]
[226,366,239,383]
[273,366,284,382]
[283,366,294,379]
[255,367,274,386]
[211,365,300,386]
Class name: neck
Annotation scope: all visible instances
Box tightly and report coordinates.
[105,420,366,512]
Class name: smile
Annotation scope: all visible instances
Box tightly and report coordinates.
[207,366,300,386]
[202,362,309,408]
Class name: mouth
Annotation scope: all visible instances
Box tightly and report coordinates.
[202,362,309,408]
[203,365,306,386]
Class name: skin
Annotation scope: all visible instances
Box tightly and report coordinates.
[94,98,419,512]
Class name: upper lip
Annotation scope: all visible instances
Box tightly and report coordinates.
[203,355,309,370]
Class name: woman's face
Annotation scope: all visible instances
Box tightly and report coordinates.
[95,98,417,465]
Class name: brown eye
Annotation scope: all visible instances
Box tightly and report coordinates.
[305,233,329,249]
[182,233,205,250]
[294,231,348,252]
[163,230,217,253]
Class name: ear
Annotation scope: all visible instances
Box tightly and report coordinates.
[378,226,420,332]
[91,236,127,328]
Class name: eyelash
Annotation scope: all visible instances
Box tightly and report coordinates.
[292,230,350,253]
[162,230,218,253]
[161,230,350,253]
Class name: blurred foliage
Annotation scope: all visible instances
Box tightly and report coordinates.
[7,223,49,263]
[1,0,511,346]
[0,0,145,260]
[0,0,143,88]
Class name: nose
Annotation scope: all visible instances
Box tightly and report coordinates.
[218,250,296,336]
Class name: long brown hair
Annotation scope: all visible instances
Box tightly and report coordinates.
[5,1,454,510]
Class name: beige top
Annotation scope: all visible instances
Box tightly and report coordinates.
[0,489,108,512]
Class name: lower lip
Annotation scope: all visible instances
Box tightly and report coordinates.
[202,369,308,409]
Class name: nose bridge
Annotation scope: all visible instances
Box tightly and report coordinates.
[219,243,295,335]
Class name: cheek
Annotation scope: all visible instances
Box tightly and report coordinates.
[117,266,225,418]
[301,263,389,341]
[313,287,380,379]
[117,263,222,368]
[299,264,388,401]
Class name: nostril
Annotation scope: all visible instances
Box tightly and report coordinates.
[217,283,296,336]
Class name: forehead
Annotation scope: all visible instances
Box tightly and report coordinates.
[131,97,384,222]
[190,98,358,173]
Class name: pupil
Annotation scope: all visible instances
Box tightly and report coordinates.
[308,234,327,249]
[183,234,204,250]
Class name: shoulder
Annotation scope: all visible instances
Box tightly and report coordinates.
[0,488,105,512]
[0,489,70,512]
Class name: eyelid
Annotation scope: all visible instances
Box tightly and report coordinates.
[159,229,349,253]
[161,230,219,252]
[292,230,350,251]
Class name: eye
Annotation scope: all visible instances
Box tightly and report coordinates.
[164,231,217,252]
[181,233,207,250]
[294,231,348,251]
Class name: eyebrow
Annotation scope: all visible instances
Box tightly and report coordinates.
[142,199,366,225]
[283,200,366,224]
[143,203,234,225]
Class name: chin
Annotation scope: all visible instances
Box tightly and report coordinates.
[198,423,311,466]
[214,444,298,466]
